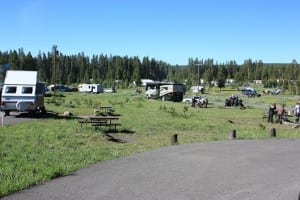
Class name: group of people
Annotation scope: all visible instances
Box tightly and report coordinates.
[225,94,246,109]
[267,103,283,123]
[268,102,300,124]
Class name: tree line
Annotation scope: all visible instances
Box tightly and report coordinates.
[0,48,299,93]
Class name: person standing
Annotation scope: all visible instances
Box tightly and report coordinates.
[294,102,300,123]
[268,103,276,123]
[277,104,285,124]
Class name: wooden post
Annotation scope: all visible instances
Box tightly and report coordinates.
[270,128,276,137]
[171,134,178,145]
[0,112,4,127]
[229,130,236,140]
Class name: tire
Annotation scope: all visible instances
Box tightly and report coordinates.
[40,107,47,114]
[5,111,9,116]
[29,110,37,118]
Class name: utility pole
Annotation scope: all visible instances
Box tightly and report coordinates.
[248,66,250,84]
[52,45,57,95]
[195,63,201,86]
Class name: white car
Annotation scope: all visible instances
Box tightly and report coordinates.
[104,87,116,93]
[182,96,203,103]
[182,97,193,103]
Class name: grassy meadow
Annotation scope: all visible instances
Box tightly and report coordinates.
[1,86,300,197]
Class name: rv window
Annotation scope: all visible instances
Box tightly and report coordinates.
[5,86,17,93]
[22,87,33,94]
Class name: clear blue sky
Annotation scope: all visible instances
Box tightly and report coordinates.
[0,0,299,65]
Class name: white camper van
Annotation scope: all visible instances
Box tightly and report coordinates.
[78,83,104,93]
[0,70,46,116]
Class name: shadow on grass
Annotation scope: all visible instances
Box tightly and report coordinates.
[96,112,122,117]
[102,129,135,143]
[104,133,127,143]
[103,128,135,135]
[15,111,79,120]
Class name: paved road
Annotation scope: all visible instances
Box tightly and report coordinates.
[0,111,60,126]
[0,112,38,126]
[3,139,300,200]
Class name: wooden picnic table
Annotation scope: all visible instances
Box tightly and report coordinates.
[99,106,113,113]
[78,115,121,130]
[89,115,119,123]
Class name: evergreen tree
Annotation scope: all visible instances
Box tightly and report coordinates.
[217,66,226,90]
[132,57,141,85]
[23,52,36,71]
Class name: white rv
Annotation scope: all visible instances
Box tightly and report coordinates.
[0,70,46,116]
[78,84,103,93]
[145,82,185,102]
[159,83,185,102]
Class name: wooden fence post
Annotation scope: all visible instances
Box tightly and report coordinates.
[270,128,276,137]
[0,112,4,127]
[171,134,178,145]
[229,130,237,140]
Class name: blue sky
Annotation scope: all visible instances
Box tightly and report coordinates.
[0,0,299,65]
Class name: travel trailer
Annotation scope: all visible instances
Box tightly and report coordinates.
[78,84,104,93]
[0,70,46,116]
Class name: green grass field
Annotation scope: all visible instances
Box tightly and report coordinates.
[1,87,300,197]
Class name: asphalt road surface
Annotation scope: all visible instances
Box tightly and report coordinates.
[0,112,39,126]
[0,111,61,126]
[2,139,300,200]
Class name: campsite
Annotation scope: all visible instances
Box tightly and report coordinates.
[1,85,300,197]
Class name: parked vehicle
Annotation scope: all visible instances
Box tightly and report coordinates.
[183,96,208,107]
[145,82,160,99]
[225,95,246,109]
[47,84,71,92]
[182,97,193,103]
[0,83,3,99]
[104,87,116,93]
[78,83,104,93]
[242,89,261,97]
[0,70,46,116]
[145,88,159,99]
[262,88,281,95]
[145,82,184,102]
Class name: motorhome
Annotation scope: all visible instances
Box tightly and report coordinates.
[145,82,160,99]
[78,83,104,93]
[145,82,185,102]
[159,83,185,102]
[0,70,46,116]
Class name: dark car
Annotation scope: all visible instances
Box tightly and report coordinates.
[242,90,261,97]
[0,83,2,99]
